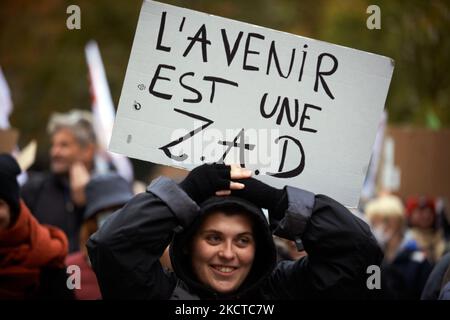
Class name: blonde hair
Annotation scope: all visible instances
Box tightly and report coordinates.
[365,195,405,222]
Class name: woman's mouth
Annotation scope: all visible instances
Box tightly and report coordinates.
[210,265,238,274]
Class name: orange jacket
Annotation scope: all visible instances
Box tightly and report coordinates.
[0,200,68,299]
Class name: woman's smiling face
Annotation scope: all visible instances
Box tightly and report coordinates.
[191,211,255,294]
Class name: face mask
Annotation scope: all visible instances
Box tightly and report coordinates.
[371,225,390,248]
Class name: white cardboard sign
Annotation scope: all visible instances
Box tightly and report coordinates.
[110,0,394,207]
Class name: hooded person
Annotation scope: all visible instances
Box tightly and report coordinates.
[87,163,383,299]
[0,154,71,299]
[169,196,276,299]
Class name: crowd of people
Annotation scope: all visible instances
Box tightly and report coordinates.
[1,109,449,300]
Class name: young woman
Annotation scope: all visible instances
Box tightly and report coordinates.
[87,163,383,299]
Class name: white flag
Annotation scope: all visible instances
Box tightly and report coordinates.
[361,110,387,201]
[85,41,134,182]
[0,66,13,129]
[0,66,30,185]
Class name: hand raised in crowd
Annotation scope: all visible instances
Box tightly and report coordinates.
[179,163,252,205]
[69,161,90,207]
[230,177,285,212]
[215,164,254,196]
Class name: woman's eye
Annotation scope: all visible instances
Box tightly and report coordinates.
[206,235,221,244]
[236,237,251,246]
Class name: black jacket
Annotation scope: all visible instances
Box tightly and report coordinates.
[382,246,432,299]
[421,252,450,300]
[21,172,84,253]
[36,267,75,300]
[87,177,383,299]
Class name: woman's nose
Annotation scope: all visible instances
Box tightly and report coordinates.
[218,242,235,260]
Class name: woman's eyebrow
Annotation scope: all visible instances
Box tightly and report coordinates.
[201,229,222,234]
[200,230,253,236]
[237,232,254,237]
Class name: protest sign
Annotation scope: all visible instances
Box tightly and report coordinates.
[110,0,394,207]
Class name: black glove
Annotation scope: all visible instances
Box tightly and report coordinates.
[179,163,231,204]
[230,178,287,215]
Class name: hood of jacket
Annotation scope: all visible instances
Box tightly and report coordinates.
[170,196,277,299]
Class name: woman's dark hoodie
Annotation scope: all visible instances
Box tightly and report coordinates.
[87,177,383,299]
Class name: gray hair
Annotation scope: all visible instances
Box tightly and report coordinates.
[47,109,97,147]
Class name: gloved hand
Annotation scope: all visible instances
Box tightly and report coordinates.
[180,163,246,205]
[230,177,287,214]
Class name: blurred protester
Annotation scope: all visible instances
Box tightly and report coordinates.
[365,195,432,299]
[0,154,72,299]
[421,252,450,300]
[65,173,133,300]
[436,198,450,242]
[21,110,97,252]
[406,196,447,264]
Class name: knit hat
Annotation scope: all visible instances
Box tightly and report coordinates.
[0,154,21,222]
[405,196,436,217]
